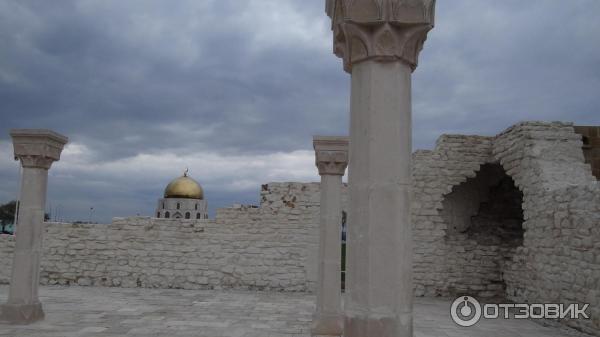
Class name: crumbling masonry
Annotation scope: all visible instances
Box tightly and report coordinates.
[1,121,598,334]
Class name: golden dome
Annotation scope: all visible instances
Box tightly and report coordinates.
[164,171,204,199]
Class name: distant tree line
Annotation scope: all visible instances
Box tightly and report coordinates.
[0,201,17,234]
[0,200,50,234]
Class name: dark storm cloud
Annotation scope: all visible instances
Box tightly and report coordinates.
[413,0,600,142]
[0,0,348,161]
[0,0,599,222]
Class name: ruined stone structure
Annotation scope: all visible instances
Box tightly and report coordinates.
[411,121,599,335]
[1,183,324,293]
[0,122,598,334]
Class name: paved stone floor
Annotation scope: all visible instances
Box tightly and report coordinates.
[0,286,593,337]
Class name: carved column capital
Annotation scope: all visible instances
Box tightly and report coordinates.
[10,129,69,169]
[17,156,57,170]
[314,136,349,176]
[326,0,435,73]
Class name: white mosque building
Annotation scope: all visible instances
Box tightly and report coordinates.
[155,170,208,220]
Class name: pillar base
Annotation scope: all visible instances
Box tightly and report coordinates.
[311,313,343,336]
[344,314,412,337]
[0,302,45,324]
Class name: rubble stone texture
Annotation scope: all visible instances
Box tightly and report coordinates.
[0,121,598,334]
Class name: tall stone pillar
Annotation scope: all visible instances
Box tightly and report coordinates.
[312,136,349,337]
[325,1,435,336]
[0,129,68,324]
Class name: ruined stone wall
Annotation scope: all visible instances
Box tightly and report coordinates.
[411,134,501,298]
[0,183,323,292]
[436,164,524,298]
[495,122,599,335]
[502,184,600,334]
[411,121,599,334]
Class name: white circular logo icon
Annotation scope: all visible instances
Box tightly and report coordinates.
[451,296,482,327]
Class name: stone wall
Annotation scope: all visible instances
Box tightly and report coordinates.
[0,234,14,283]
[495,122,599,335]
[411,133,498,298]
[0,183,323,292]
[574,125,600,179]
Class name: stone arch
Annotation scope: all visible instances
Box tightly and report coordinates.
[439,163,524,298]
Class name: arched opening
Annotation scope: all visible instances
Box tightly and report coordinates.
[164,211,170,219]
[195,204,198,210]
[196,213,201,219]
[582,135,590,147]
[156,212,161,218]
[577,131,599,180]
[441,163,524,298]
[185,212,190,219]
[176,203,180,210]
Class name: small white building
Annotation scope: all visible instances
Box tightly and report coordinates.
[155,171,208,220]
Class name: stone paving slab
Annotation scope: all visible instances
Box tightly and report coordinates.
[0,286,593,337]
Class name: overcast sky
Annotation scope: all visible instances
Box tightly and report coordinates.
[1,0,599,223]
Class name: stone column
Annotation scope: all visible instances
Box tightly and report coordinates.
[312,136,349,337]
[325,1,435,336]
[0,129,68,324]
